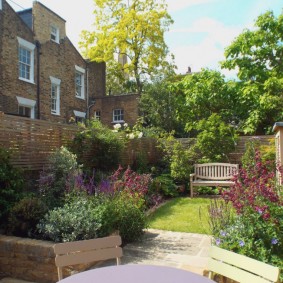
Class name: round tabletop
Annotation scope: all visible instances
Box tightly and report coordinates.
[58,264,215,283]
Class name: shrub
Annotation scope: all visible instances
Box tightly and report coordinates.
[150,174,179,198]
[195,114,237,162]
[111,192,147,243]
[8,197,47,238]
[38,195,114,242]
[38,146,80,209]
[210,150,283,279]
[0,148,24,225]
[70,120,125,173]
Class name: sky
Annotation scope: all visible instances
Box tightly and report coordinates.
[7,0,283,77]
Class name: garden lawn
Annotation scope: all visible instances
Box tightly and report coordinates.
[147,197,211,234]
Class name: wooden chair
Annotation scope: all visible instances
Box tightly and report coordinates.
[54,235,123,281]
[208,246,280,283]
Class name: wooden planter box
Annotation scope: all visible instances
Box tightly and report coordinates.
[0,235,96,283]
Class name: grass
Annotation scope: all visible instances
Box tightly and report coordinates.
[147,197,212,234]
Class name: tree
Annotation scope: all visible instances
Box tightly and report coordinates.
[171,69,240,135]
[80,0,174,94]
[139,78,187,137]
[222,11,283,134]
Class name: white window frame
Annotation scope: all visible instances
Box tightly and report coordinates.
[50,25,60,43]
[94,110,101,120]
[17,37,35,84]
[16,96,36,119]
[113,109,124,123]
[50,76,61,115]
[75,65,85,99]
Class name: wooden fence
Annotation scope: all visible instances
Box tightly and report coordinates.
[0,112,78,170]
[0,112,275,171]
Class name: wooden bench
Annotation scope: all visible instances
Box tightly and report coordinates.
[189,163,238,197]
[54,235,123,281]
[208,245,280,283]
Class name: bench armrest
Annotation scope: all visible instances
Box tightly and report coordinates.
[190,173,195,177]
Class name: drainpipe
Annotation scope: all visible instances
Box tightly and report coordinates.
[36,40,41,119]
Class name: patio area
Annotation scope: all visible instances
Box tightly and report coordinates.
[0,229,212,283]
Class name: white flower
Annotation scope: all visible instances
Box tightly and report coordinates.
[128,133,135,139]
[137,132,143,138]
[124,123,128,128]
[113,123,121,130]
[112,130,118,133]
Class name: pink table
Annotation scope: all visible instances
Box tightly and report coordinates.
[58,264,215,283]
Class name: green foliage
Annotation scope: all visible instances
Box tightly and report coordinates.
[242,137,275,170]
[38,195,114,242]
[8,197,47,238]
[195,114,237,162]
[210,152,283,280]
[111,192,147,243]
[222,10,283,134]
[157,133,195,182]
[80,0,174,93]
[0,148,24,225]
[38,146,80,209]
[197,187,219,196]
[150,174,179,198]
[139,79,186,137]
[71,120,125,173]
[170,69,240,134]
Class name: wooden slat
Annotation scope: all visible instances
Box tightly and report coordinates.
[208,246,279,283]
[54,236,122,254]
[55,247,123,267]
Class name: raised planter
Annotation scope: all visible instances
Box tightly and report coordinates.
[0,235,95,283]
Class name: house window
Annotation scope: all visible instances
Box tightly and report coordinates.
[73,110,86,124]
[50,76,61,115]
[113,109,124,123]
[75,65,85,99]
[0,0,2,10]
[17,37,35,84]
[50,26,59,43]
[19,106,31,117]
[16,96,36,119]
[94,110,101,120]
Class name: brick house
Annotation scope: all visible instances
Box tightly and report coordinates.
[0,0,140,127]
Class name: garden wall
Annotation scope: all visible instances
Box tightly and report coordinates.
[0,235,95,283]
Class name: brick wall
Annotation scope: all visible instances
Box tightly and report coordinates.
[0,235,96,283]
[92,94,140,128]
[1,0,38,116]
[0,0,106,124]
[33,1,66,44]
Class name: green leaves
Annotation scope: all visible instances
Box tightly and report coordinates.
[79,0,174,93]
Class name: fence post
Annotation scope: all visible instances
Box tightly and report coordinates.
[273,122,283,185]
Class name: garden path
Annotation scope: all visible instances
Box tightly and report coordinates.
[0,229,212,283]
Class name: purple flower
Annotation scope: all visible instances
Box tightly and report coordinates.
[271,238,278,245]
[215,238,221,246]
[239,240,245,247]
[220,231,227,237]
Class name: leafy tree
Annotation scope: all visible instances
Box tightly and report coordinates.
[171,69,240,135]
[80,0,174,94]
[139,78,186,137]
[222,11,283,134]
[195,114,237,162]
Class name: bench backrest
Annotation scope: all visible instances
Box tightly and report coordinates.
[54,235,123,281]
[194,163,238,180]
[208,246,280,283]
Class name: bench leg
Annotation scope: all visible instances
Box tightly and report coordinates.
[190,183,193,198]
